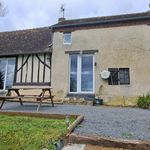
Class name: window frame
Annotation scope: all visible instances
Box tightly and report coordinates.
[69,54,95,94]
[108,68,130,85]
[63,32,72,45]
[119,68,130,85]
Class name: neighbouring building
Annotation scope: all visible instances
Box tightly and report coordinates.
[0,27,52,94]
[51,12,150,106]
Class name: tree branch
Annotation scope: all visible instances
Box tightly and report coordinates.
[0,1,7,17]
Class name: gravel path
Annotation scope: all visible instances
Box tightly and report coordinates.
[1,102,150,140]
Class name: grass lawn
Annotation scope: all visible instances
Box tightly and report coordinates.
[0,115,73,150]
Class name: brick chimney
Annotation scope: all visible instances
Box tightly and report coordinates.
[58,17,66,22]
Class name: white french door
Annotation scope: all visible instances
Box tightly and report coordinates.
[69,54,94,93]
[0,58,16,90]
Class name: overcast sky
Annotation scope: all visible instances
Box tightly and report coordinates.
[0,0,150,32]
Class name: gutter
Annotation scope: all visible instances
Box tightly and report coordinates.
[52,15,150,29]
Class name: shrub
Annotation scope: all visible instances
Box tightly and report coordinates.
[137,93,150,109]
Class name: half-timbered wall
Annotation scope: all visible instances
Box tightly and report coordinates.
[14,53,51,86]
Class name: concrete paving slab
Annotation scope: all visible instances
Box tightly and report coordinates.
[62,144,85,150]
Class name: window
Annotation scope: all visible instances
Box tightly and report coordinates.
[119,68,130,84]
[108,68,130,85]
[63,32,71,44]
[69,54,94,93]
[0,58,16,90]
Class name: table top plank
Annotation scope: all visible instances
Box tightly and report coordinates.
[0,96,51,99]
[10,86,52,90]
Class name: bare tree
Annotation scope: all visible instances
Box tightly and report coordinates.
[0,0,7,17]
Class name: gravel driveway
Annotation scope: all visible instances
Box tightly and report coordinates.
[1,102,150,140]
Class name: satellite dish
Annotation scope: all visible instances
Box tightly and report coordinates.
[100,70,110,79]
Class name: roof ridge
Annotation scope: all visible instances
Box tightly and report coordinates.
[52,11,150,30]
[61,11,150,22]
[0,26,51,34]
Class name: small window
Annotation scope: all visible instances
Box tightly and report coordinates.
[108,68,130,85]
[63,32,71,44]
[119,68,130,84]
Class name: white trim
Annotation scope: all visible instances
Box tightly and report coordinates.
[77,55,81,92]
[3,60,8,90]
[93,54,95,93]
[68,55,71,93]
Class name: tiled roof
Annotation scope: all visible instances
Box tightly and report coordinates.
[52,12,150,30]
[0,27,52,56]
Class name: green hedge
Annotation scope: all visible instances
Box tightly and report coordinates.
[137,93,150,109]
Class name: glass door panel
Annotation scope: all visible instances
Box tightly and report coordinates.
[81,55,93,92]
[0,60,6,90]
[6,59,16,89]
[0,58,16,90]
[70,55,77,92]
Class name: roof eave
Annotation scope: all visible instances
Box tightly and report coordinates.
[0,49,52,57]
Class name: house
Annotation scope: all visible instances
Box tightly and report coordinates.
[0,12,150,106]
[0,27,52,94]
[51,12,150,106]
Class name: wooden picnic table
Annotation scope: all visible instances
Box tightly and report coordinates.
[0,86,54,111]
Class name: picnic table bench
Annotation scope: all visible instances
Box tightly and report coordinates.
[0,86,54,111]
